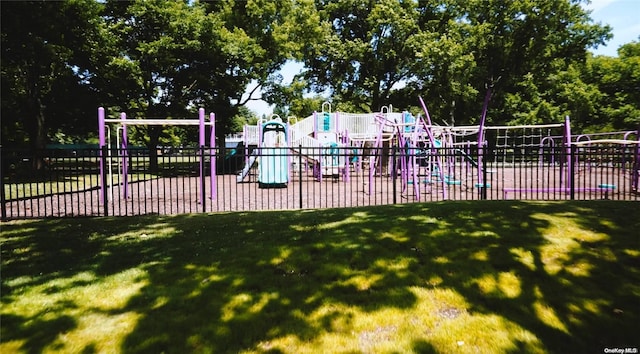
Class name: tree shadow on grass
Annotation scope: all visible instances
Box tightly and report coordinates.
[416,201,640,352]
[1,201,639,352]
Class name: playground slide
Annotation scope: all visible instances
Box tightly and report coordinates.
[257,119,289,188]
[259,145,288,187]
[236,151,258,182]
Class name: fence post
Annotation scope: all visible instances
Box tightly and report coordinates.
[101,145,109,216]
[0,145,6,221]
[200,145,206,213]
[299,144,303,209]
[633,124,640,193]
[482,144,488,200]
[570,144,576,200]
[392,147,397,204]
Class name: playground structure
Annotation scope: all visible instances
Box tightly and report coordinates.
[236,115,289,188]
[256,96,638,201]
[97,107,217,204]
[4,101,640,220]
[238,102,350,185]
[97,100,640,208]
[235,97,639,201]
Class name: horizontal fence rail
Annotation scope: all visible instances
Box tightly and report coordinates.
[2,145,638,219]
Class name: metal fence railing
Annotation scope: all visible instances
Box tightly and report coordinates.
[2,145,638,220]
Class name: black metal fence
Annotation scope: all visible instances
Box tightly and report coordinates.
[2,144,638,220]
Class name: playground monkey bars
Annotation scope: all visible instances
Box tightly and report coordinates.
[98,107,217,206]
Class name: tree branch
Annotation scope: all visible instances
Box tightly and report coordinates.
[238,82,263,106]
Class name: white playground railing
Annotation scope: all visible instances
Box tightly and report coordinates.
[289,114,315,145]
[243,125,260,145]
[243,110,405,148]
[339,112,399,141]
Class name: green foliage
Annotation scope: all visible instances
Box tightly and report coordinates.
[300,0,435,111]
[1,0,105,149]
[293,0,613,126]
[586,41,640,129]
[264,74,329,119]
[231,106,259,132]
[2,0,636,154]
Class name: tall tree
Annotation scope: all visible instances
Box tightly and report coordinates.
[97,0,292,169]
[585,41,640,130]
[461,0,611,125]
[300,0,438,112]
[98,0,297,165]
[1,0,105,159]
[296,0,610,125]
[99,0,210,170]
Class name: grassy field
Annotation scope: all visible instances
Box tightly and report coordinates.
[1,201,639,353]
[3,155,201,200]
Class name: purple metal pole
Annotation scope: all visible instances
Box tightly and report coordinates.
[199,108,205,146]
[199,108,205,205]
[369,114,386,195]
[98,107,105,203]
[476,89,492,188]
[121,112,129,199]
[210,112,217,200]
[634,126,640,191]
[418,96,448,200]
[242,124,249,167]
[563,115,572,189]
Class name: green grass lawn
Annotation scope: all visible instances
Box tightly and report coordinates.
[3,173,154,200]
[1,201,639,353]
[4,155,200,200]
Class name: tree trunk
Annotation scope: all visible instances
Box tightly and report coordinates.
[24,96,48,171]
[147,126,161,173]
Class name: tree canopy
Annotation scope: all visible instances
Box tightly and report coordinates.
[1,0,637,158]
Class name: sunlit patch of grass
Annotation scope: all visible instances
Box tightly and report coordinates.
[564,259,595,277]
[104,223,178,243]
[469,230,499,237]
[407,287,546,353]
[510,247,536,271]
[433,256,449,264]
[532,212,613,276]
[379,229,409,242]
[533,301,569,334]
[222,292,279,322]
[407,214,441,224]
[318,212,371,230]
[470,249,489,261]
[2,268,147,353]
[472,272,522,299]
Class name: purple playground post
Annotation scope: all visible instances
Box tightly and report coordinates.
[563,115,572,189]
[540,136,556,166]
[199,108,205,205]
[634,126,640,191]
[418,96,448,200]
[98,107,105,203]
[121,112,129,199]
[476,89,491,189]
[210,112,217,200]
